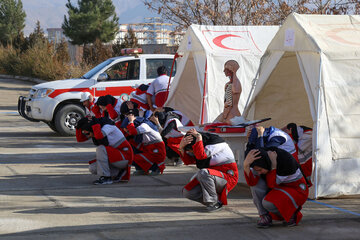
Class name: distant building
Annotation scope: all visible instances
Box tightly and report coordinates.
[116,17,185,46]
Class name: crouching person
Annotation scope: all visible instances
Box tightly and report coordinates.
[76,117,133,184]
[244,148,308,228]
[121,105,166,176]
[179,129,238,212]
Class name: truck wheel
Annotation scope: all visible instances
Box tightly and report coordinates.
[46,121,59,133]
[54,104,85,136]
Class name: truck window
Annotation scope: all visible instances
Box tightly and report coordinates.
[146,59,176,79]
[105,60,140,81]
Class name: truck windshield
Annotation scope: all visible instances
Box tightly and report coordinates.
[81,59,115,79]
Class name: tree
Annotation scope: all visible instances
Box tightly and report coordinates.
[121,27,139,48]
[83,38,112,65]
[55,40,70,64]
[0,0,26,46]
[112,27,139,56]
[143,0,360,29]
[62,0,119,45]
[27,20,47,47]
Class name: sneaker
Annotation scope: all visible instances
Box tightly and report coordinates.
[175,159,184,167]
[206,201,223,212]
[283,212,297,227]
[93,176,113,185]
[113,169,128,183]
[257,214,272,228]
[133,169,146,176]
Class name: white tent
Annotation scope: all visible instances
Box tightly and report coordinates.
[243,13,360,198]
[166,24,279,124]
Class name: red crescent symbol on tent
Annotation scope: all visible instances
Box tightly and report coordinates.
[213,34,249,51]
[326,28,360,46]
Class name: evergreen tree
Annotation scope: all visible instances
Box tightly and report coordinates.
[62,0,119,45]
[0,0,26,46]
[27,20,47,47]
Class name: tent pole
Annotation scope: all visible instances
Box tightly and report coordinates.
[314,55,322,199]
[200,58,208,125]
[243,68,260,116]
[166,53,180,101]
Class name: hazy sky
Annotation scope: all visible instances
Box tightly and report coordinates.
[22,0,159,35]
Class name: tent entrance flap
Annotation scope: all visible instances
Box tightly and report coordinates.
[252,52,312,128]
[168,53,202,123]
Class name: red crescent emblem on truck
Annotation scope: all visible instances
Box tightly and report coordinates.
[212,34,249,51]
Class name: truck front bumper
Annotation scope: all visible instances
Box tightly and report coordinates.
[18,96,57,122]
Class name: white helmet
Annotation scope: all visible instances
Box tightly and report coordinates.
[80,92,91,102]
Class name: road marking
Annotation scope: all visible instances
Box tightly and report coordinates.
[308,199,360,217]
[0,111,19,115]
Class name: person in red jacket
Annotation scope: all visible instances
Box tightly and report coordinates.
[76,117,133,184]
[96,95,122,128]
[80,92,101,118]
[244,147,308,228]
[284,123,313,187]
[121,105,166,176]
[179,129,238,212]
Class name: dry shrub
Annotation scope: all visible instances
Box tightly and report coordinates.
[0,45,21,75]
[17,41,69,80]
[0,41,99,81]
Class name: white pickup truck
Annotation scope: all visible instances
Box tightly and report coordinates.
[18,54,176,136]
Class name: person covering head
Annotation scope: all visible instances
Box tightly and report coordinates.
[120,101,139,116]
[250,148,272,171]
[76,117,91,131]
[184,132,224,151]
[97,95,116,107]
[80,92,91,102]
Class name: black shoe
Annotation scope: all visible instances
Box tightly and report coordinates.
[113,169,127,183]
[206,201,223,212]
[133,169,146,176]
[93,176,113,185]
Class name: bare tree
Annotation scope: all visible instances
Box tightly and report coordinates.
[142,0,360,29]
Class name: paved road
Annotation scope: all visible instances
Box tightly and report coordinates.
[0,78,359,240]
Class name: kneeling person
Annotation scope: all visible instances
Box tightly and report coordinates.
[179,129,238,211]
[76,117,133,184]
[121,105,166,175]
[244,148,308,228]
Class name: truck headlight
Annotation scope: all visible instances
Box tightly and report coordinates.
[34,88,54,98]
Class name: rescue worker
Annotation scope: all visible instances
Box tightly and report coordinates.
[96,95,122,128]
[151,110,186,166]
[121,103,166,176]
[244,148,308,228]
[246,126,297,160]
[179,128,238,212]
[146,66,169,111]
[129,84,151,111]
[80,92,101,118]
[76,117,133,184]
[284,123,313,186]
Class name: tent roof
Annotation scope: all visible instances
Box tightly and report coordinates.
[267,13,360,59]
[177,24,278,56]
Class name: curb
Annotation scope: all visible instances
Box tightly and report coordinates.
[0,74,47,84]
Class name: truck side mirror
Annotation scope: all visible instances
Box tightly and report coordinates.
[97,73,109,82]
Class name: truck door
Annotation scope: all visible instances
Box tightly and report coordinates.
[93,59,142,101]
